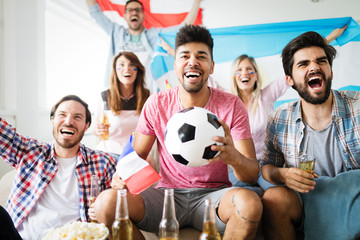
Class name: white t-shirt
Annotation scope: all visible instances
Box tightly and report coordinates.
[17,156,80,240]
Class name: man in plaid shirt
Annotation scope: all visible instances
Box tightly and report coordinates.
[260,31,360,239]
[0,95,117,240]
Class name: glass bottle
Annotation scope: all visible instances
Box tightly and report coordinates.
[199,199,221,240]
[298,132,316,174]
[100,101,110,140]
[90,175,100,223]
[159,189,179,240]
[112,189,133,240]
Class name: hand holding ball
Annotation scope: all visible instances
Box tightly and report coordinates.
[164,107,225,167]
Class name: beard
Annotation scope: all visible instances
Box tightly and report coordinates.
[182,78,206,93]
[53,125,86,149]
[293,73,332,105]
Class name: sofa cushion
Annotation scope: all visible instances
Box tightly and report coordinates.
[301,170,360,240]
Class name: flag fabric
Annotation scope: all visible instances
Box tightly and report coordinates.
[152,17,360,104]
[96,0,202,29]
[116,134,161,195]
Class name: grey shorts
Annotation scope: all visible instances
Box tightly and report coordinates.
[136,185,260,234]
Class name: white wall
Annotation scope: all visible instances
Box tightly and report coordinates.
[0,0,359,178]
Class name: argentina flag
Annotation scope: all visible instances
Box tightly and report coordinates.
[151,17,360,106]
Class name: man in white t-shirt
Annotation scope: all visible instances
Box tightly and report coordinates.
[0,95,117,239]
[94,25,262,240]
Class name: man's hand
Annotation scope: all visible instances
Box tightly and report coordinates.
[88,202,97,221]
[209,118,239,165]
[282,167,316,193]
[110,172,126,189]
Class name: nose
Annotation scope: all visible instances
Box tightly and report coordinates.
[309,61,320,72]
[188,55,199,67]
[64,115,74,125]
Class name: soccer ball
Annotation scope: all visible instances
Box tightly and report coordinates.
[164,107,225,167]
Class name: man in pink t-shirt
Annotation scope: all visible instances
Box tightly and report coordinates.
[95,25,262,240]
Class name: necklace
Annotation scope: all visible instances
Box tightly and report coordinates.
[120,93,135,102]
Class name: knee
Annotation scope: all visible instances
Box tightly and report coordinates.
[94,188,117,223]
[262,186,301,218]
[228,189,263,221]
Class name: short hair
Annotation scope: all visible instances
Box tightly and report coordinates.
[50,95,91,126]
[125,0,143,8]
[175,25,214,60]
[282,31,337,78]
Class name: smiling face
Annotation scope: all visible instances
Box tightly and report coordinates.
[52,100,89,152]
[235,58,258,93]
[287,46,333,104]
[174,42,214,93]
[124,1,144,32]
[116,55,138,87]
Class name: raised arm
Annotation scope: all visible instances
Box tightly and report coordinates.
[183,0,202,25]
[85,0,97,7]
[325,25,347,44]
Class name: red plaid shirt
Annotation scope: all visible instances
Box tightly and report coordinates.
[0,118,117,227]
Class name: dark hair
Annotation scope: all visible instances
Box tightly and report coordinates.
[175,25,214,60]
[125,0,143,8]
[109,51,149,115]
[50,95,91,126]
[282,31,337,78]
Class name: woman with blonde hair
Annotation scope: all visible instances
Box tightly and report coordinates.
[94,51,150,159]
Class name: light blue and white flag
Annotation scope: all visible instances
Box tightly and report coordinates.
[151,17,360,106]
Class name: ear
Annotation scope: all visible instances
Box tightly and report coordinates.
[84,122,90,132]
[286,75,294,87]
[209,61,214,74]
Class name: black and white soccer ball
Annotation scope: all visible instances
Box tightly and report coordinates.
[164,107,225,167]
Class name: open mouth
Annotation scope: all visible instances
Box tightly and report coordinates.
[124,73,131,78]
[130,16,138,23]
[184,71,201,79]
[308,76,323,89]
[241,78,249,83]
[60,128,75,136]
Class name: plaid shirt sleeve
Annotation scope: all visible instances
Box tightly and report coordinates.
[76,145,117,222]
[260,110,286,168]
[0,118,39,167]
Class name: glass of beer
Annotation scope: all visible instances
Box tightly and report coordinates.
[298,132,316,174]
[90,175,100,223]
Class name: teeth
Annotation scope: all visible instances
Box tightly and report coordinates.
[309,76,321,81]
[60,129,75,135]
[185,72,200,77]
[241,78,249,82]
[124,74,131,77]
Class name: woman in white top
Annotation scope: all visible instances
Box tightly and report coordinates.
[94,51,150,160]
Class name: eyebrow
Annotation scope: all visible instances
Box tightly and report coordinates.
[57,111,84,117]
[296,56,328,65]
[179,50,209,55]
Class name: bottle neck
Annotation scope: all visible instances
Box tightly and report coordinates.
[202,199,219,232]
[115,189,129,220]
[162,190,176,220]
